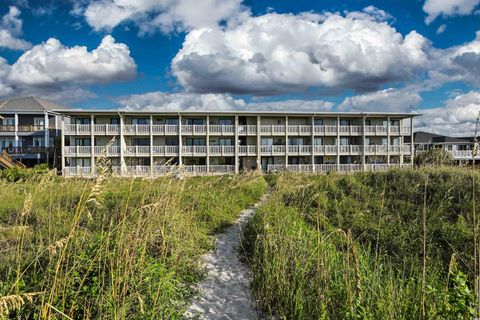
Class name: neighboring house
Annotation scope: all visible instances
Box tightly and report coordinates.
[0,96,64,167]
[57,110,416,177]
[414,131,476,163]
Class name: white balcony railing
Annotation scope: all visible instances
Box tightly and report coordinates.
[287,125,311,135]
[64,146,92,156]
[93,146,120,155]
[64,166,92,176]
[239,145,257,155]
[124,146,150,156]
[181,125,207,135]
[238,125,257,135]
[209,165,235,174]
[209,125,235,135]
[209,145,235,155]
[260,125,286,135]
[260,145,286,155]
[64,124,91,135]
[287,145,312,154]
[181,145,207,155]
[126,166,150,176]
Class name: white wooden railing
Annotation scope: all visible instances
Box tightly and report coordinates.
[209,145,235,155]
[239,145,257,155]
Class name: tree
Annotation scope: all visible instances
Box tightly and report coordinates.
[414,148,454,167]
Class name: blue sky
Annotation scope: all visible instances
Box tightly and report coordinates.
[0,0,480,135]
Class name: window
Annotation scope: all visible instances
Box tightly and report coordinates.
[219,138,233,146]
[340,137,351,145]
[185,138,205,146]
[132,138,149,146]
[165,118,178,125]
[33,137,45,147]
[2,117,14,126]
[165,138,178,146]
[288,138,304,145]
[110,118,120,125]
[0,138,15,149]
[390,120,400,126]
[185,118,204,125]
[34,118,45,127]
[365,120,372,126]
[75,118,90,124]
[261,138,273,146]
[314,119,324,126]
[340,119,353,126]
[133,118,148,125]
[218,118,233,125]
[75,138,91,146]
[314,138,323,145]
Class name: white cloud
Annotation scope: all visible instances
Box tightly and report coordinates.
[120,91,333,112]
[429,31,480,86]
[172,11,429,96]
[8,35,136,86]
[436,24,447,34]
[423,0,480,24]
[0,35,136,103]
[338,88,422,113]
[0,6,31,50]
[80,0,249,34]
[415,91,480,136]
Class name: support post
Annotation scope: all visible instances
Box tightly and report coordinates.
[119,113,126,176]
[387,116,390,166]
[410,117,414,166]
[285,115,289,169]
[178,114,183,166]
[149,115,153,175]
[336,116,340,171]
[311,116,315,173]
[234,115,239,174]
[14,113,18,147]
[61,115,65,177]
[90,114,95,175]
[44,112,49,148]
[362,115,366,171]
[206,115,210,174]
[257,115,261,171]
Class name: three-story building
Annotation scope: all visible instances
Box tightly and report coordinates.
[59,110,416,177]
[0,96,64,167]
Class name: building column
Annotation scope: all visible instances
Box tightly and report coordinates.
[178,114,183,166]
[285,115,289,169]
[336,116,340,171]
[119,113,126,176]
[14,113,19,147]
[234,115,239,174]
[206,115,210,174]
[362,115,366,171]
[256,115,261,171]
[44,112,49,148]
[311,116,315,173]
[387,116,390,166]
[400,133,404,164]
[90,114,95,175]
[149,115,153,175]
[410,117,414,166]
[61,116,65,177]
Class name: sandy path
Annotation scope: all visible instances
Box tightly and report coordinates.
[184,195,268,320]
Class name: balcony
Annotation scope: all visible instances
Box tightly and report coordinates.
[287,145,312,154]
[313,145,337,155]
[181,145,207,156]
[239,145,257,156]
[94,124,120,135]
[338,126,363,135]
[209,125,235,135]
[123,125,150,135]
[339,145,362,155]
[209,145,235,156]
[260,145,286,155]
[64,124,91,135]
[93,146,120,156]
[287,125,311,135]
[267,163,413,173]
[125,146,150,156]
[18,125,46,132]
[181,125,206,135]
[152,146,179,156]
[260,125,286,135]
[0,125,15,132]
[238,125,257,135]
[450,150,480,159]
[313,125,337,135]
[64,146,92,156]
[3,147,54,154]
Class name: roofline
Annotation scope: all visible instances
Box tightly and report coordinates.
[54,109,421,117]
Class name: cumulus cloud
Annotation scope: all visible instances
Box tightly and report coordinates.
[415,91,480,136]
[423,0,480,24]
[79,0,249,34]
[8,35,136,86]
[338,88,422,113]
[172,10,429,96]
[0,35,136,103]
[429,31,480,86]
[120,91,333,112]
[0,6,31,50]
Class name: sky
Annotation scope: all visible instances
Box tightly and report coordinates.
[0,0,480,136]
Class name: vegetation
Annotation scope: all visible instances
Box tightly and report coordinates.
[244,168,479,319]
[0,170,268,319]
[414,148,455,167]
[0,164,51,182]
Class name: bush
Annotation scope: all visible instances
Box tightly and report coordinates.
[415,149,454,167]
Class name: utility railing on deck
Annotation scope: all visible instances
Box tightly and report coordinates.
[93,146,120,156]
[287,145,312,154]
[64,124,91,135]
[181,125,207,135]
[268,163,413,174]
[238,145,257,155]
[152,146,179,156]
[181,145,207,155]
[64,146,91,156]
[238,125,257,135]
[124,146,150,156]
[209,145,235,156]
[287,125,311,135]
[209,125,235,135]
[94,124,120,135]
[313,145,337,154]
[260,125,286,135]
[451,150,480,159]
[260,145,286,155]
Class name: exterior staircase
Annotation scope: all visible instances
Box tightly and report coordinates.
[0,150,26,169]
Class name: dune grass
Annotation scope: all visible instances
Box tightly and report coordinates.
[244,168,478,319]
[0,171,268,319]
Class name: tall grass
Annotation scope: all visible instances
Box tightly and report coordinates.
[0,171,267,319]
[244,168,477,319]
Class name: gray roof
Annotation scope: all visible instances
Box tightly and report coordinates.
[414,131,472,144]
[0,96,67,113]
